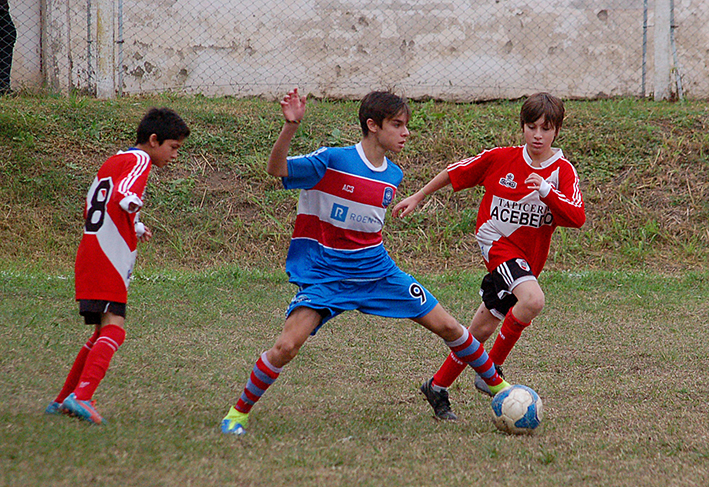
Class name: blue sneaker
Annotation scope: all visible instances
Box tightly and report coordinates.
[44,401,64,415]
[221,406,248,435]
[61,393,106,425]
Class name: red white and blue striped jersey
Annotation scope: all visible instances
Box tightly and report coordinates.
[75,148,152,303]
[283,143,402,284]
[447,145,585,276]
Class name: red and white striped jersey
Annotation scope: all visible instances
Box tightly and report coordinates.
[75,149,152,303]
[447,145,585,275]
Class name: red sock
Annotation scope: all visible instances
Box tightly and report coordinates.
[54,329,101,403]
[488,309,529,366]
[73,324,125,401]
[432,352,467,388]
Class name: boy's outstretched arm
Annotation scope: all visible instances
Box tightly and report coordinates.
[267,88,307,177]
[392,169,451,218]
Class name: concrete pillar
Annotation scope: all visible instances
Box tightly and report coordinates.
[654,0,672,100]
[95,0,115,98]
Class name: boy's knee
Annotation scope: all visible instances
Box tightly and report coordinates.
[518,292,545,319]
[271,340,301,366]
[439,318,465,341]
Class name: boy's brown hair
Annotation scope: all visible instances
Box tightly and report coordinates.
[519,92,565,132]
[359,91,411,136]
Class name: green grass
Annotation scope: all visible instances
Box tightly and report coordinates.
[1,265,708,486]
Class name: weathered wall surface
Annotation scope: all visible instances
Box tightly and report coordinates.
[10,0,709,100]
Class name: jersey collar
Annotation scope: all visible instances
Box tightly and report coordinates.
[522,144,564,168]
[355,142,388,172]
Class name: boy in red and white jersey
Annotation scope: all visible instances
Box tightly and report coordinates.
[45,107,190,424]
[394,93,585,420]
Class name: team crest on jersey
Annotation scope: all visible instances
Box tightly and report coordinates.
[382,187,394,207]
[499,173,517,189]
[516,259,531,272]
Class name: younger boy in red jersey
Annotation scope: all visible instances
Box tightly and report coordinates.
[45,107,190,424]
[393,93,585,420]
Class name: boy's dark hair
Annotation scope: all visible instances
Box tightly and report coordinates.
[135,107,191,145]
[519,92,565,132]
[359,91,411,136]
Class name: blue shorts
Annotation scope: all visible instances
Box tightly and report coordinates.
[286,270,439,335]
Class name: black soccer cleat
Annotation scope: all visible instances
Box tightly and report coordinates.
[420,378,458,421]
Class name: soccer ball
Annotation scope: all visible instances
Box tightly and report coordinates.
[491,384,543,435]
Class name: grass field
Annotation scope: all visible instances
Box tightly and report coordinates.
[1,265,708,486]
[1,94,709,486]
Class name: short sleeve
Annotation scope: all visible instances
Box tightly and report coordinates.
[283,147,330,190]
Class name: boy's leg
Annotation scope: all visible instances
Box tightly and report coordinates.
[61,313,125,424]
[73,319,126,401]
[487,280,542,365]
[414,304,509,393]
[221,306,322,435]
[48,326,101,409]
[432,303,500,388]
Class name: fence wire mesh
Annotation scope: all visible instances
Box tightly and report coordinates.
[5,0,709,100]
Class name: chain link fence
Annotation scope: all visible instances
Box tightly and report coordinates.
[6,0,709,100]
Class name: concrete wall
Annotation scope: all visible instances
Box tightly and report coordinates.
[10,0,709,100]
[7,0,41,90]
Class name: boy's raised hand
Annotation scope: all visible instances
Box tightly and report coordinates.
[280,88,306,123]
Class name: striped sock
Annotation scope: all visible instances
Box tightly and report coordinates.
[73,324,125,401]
[54,329,100,403]
[445,327,504,388]
[235,352,282,414]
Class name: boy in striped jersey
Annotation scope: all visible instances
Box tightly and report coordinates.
[393,93,585,420]
[45,108,190,424]
[220,88,510,435]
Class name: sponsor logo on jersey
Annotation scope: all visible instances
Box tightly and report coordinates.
[382,187,394,207]
[499,173,517,189]
[490,196,554,227]
[330,203,349,222]
[342,184,355,193]
[330,202,382,226]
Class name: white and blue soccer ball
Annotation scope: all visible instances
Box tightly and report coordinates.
[491,384,543,435]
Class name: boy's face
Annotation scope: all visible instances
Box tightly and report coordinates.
[148,136,185,168]
[369,111,410,153]
[523,116,558,160]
